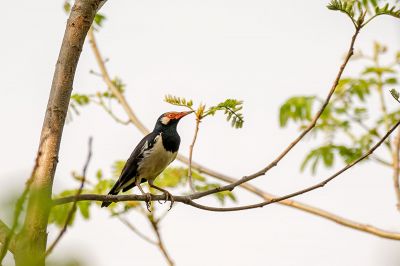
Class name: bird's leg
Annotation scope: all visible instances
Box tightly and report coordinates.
[136,179,152,212]
[148,180,174,210]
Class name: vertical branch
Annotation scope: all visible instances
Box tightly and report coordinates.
[45,137,93,257]
[118,214,174,265]
[188,116,201,192]
[392,128,400,210]
[15,1,101,265]
[149,216,174,266]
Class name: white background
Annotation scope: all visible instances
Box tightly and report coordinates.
[1,0,400,265]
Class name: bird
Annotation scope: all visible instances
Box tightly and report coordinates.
[101,111,193,210]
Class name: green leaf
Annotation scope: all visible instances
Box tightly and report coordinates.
[78,201,90,219]
[385,77,398,85]
[362,66,395,75]
[49,203,74,227]
[96,169,103,180]
[63,1,71,13]
[94,13,107,27]
[195,183,236,205]
[327,0,356,19]
[279,96,315,127]
[205,99,244,128]
[71,93,90,106]
[164,95,194,109]
[390,88,400,103]
[374,3,400,18]
[301,145,337,174]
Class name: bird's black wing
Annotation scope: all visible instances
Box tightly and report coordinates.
[101,132,159,207]
[110,132,159,194]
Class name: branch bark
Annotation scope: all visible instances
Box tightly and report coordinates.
[14,2,102,265]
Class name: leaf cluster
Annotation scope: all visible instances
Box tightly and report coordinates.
[67,76,126,122]
[164,95,244,128]
[327,0,400,28]
[279,43,399,174]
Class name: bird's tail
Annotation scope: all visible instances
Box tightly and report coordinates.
[101,182,122,208]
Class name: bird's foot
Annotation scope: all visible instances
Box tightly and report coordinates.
[144,193,152,212]
[163,191,174,211]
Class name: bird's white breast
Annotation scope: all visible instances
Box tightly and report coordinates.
[137,134,177,180]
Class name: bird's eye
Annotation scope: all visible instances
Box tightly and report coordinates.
[167,113,175,119]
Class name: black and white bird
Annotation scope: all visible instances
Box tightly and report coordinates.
[101,111,193,209]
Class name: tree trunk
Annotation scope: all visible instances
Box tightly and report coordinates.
[14,1,102,265]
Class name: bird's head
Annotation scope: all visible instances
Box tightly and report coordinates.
[154,111,193,131]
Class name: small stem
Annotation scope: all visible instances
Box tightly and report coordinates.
[149,216,174,266]
[95,94,130,125]
[118,216,157,245]
[188,116,201,192]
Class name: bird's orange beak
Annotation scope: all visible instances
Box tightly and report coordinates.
[174,111,194,119]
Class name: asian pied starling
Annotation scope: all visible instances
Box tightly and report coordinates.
[101,111,193,209]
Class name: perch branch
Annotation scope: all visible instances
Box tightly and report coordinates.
[54,119,400,223]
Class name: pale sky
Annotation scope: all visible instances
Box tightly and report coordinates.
[1,1,400,265]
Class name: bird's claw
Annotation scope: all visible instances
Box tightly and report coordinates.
[144,193,152,212]
[164,191,174,211]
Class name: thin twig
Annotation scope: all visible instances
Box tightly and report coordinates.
[118,216,157,245]
[117,213,174,265]
[95,94,130,125]
[45,137,93,257]
[149,215,174,266]
[187,116,201,192]
[392,128,400,210]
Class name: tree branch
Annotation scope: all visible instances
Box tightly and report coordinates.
[84,25,400,240]
[54,119,400,225]
[15,1,102,265]
[45,137,93,257]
